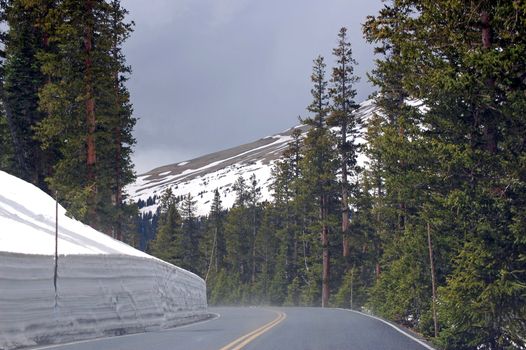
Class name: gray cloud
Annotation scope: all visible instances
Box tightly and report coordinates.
[123,0,383,173]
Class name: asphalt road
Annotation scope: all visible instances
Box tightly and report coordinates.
[34,307,434,350]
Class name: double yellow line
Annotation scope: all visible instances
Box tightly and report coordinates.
[219,310,286,350]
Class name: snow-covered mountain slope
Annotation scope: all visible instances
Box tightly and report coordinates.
[127,99,377,217]
[0,171,207,350]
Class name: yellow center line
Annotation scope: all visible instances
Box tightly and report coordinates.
[219,309,287,350]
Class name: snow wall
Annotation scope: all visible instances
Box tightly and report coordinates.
[0,252,207,350]
[0,170,208,349]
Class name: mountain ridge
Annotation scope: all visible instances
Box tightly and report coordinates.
[126,99,376,217]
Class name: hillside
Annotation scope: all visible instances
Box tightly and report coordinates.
[126,99,376,217]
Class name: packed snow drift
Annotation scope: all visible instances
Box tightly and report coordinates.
[0,171,207,350]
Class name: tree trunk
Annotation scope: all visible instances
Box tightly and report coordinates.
[342,162,350,257]
[113,70,122,240]
[205,227,217,282]
[427,222,438,338]
[340,81,350,258]
[302,209,309,272]
[375,263,381,281]
[251,208,257,284]
[84,0,97,226]
[114,123,122,240]
[375,175,382,282]
[398,125,406,231]
[321,195,330,308]
[350,266,354,309]
[480,10,497,154]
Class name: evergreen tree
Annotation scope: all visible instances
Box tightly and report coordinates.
[34,0,135,235]
[179,193,199,272]
[247,174,261,284]
[225,176,253,283]
[203,189,226,281]
[1,0,54,189]
[255,203,281,304]
[149,188,180,264]
[300,55,338,307]
[107,0,136,241]
[327,27,360,259]
[232,175,249,206]
[270,128,304,291]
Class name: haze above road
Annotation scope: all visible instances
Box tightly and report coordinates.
[34,307,433,350]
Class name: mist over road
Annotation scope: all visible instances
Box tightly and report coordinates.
[34,307,433,350]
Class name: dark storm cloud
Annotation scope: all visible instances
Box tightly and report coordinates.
[123,0,384,173]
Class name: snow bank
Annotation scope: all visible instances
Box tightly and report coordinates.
[0,171,207,349]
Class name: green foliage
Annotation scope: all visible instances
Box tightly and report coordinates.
[368,224,432,330]
[0,108,14,171]
[1,0,53,188]
[364,0,526,347]
[178,193,200,272]
[0,0,136,239]
[149,189,181,264]
[285,277,301,306]
[207,269,241,305]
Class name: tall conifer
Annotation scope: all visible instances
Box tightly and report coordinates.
[327,27,360,258]
[35,0,135,235]
[301,55,338,307]
[1,0,54,189]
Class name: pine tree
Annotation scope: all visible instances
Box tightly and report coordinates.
[301,55,338,307]
[327,27,360,259]
[203,189,225,281]
[34,0,135,235]
[107,0,136,241]
[179,193,199,272]
[149,188,180,264]
[255,203,281,304]
[225,178,253,283]
[248,174,261,284]
[270,128,304,293]
[1,0,54,189]
[232,175,249,206]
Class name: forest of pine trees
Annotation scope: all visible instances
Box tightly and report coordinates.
[146,4,525,348]
[0,0,137,240]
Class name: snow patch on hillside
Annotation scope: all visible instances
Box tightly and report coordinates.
[130,159,275,217]
[126,133,296,217]
[127,99,377,218]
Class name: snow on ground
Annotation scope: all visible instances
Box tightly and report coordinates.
[130,159,276,217]
[0,171,151,256]
[126,131,295,217]
[127,99,377,218]
[0,171,207,350]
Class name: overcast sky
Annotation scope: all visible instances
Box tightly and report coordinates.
[123,0,384,174]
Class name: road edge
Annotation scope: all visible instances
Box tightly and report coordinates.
[31,313,219,350]
[336,308,436,350]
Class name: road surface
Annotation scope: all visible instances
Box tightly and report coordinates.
[33,307,434,350]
